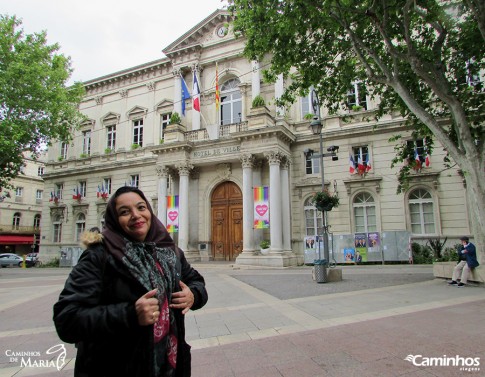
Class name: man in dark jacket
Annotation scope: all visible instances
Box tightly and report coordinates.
[448,236,480,287]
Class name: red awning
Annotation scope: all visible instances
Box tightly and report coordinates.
[0,235,34,245]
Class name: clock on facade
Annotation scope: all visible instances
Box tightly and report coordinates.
[216,25,227,38]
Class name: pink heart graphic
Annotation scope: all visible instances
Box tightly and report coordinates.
[255,204,268,216]
[168,211,178,222]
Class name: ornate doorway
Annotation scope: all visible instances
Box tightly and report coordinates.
[211,181,243,261]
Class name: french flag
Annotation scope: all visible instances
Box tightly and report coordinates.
[365,152,372,172]
[425,153,430,167]
[414,148,422,169]
[349,155,356,174]
[192,71,200,112]
[357,151,365,173]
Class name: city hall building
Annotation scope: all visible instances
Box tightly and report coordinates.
[39,9,470,266]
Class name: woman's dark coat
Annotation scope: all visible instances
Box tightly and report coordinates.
[53,236,208,377]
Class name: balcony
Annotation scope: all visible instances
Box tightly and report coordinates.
[184,121,249,142]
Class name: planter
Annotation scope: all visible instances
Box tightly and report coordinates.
[315,203,334,212]
[260,248,270,255]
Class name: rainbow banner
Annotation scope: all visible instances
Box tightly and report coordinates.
[253,186,269,229]
[166,195,179,233]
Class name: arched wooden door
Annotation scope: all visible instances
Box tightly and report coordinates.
[211,181,243,261]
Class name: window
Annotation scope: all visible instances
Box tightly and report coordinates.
[304,197,323,236]
[130,174,140,188]
[33,214,41,230]
[82,130,91,155]
[103,178,112,194]
[53,215,62,243]
[12,213,21,230]
[352,146,371,174]
[106,125,116,151]
[36,190,43,200]
[301,95,313,119]
[79,181,87,197]
[75,213,86,242]
[160,113,171,141]
[221,78,242,125]
[60,142,68,159]
[55,183,64,199]
[353,192,377,233]
[409,188,435,235]
[305,153,320,175]
[347,81,367,110]
[406,139,426,167]
[465,58,481,88]
[15,187,23,197]
[37,166,44,176]
[133,119,143,147]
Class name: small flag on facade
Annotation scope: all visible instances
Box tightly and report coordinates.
[365,152,372,172]
[349,154,356,174]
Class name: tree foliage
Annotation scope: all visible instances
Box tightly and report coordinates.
[0,15,85,189]
[228,0,485,253]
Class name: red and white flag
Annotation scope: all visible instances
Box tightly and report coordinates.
[192,71,200,112]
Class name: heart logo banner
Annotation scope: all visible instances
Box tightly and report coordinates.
[253,186,269,229]
[166,195,179,233]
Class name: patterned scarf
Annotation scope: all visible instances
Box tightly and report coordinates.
[102,186,180,376]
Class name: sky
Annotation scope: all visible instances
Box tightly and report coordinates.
[1,0,228,84]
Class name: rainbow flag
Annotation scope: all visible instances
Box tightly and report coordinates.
[253,186,269,229]
[166,195,179,233]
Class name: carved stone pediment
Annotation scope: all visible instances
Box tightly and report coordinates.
[162,10,232,58]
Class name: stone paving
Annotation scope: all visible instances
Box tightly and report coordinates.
[0,264,483,376]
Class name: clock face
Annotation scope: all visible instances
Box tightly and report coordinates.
[217,26,227,38]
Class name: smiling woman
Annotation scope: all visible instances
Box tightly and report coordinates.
[54,185,208,377]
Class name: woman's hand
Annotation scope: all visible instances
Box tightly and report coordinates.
[170,281,194,315]
[135,289,159,326]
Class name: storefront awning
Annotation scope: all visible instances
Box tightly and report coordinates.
[0,235,34,245]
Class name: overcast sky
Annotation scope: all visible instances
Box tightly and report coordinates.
[1,0,228,84]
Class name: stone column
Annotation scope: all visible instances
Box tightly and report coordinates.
[241,154,255,253]
[173,69,182,116]
[266,151,283,253]
[275,73,284,117]
[281,156,292,252]
[177,162,193,252]
[251,61,260,99]
[192,64,201,131]
[156,166,170,224]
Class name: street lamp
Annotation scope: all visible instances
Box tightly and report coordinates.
[309,116,339,267]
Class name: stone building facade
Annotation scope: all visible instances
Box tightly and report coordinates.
[0,153,45,255]
[39,10,470,266]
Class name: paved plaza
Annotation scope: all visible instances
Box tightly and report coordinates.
[0,264,483,376]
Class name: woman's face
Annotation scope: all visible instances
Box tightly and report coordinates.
[115,192,152,242]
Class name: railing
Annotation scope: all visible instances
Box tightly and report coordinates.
[0,225,41,234]
[184,121,249,142]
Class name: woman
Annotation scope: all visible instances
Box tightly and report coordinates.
[54,186,208,377]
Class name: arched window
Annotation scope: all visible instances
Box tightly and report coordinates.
[75,213,86,242]
[33,214,41,230]
[304,197,323,236]
[12,212,21,230]
[409,188,435,234]
[220,78,242,125]
[353,192,377,233]
[53,215,62,243]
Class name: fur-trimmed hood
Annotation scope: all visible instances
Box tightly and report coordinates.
[80,231,103,249]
